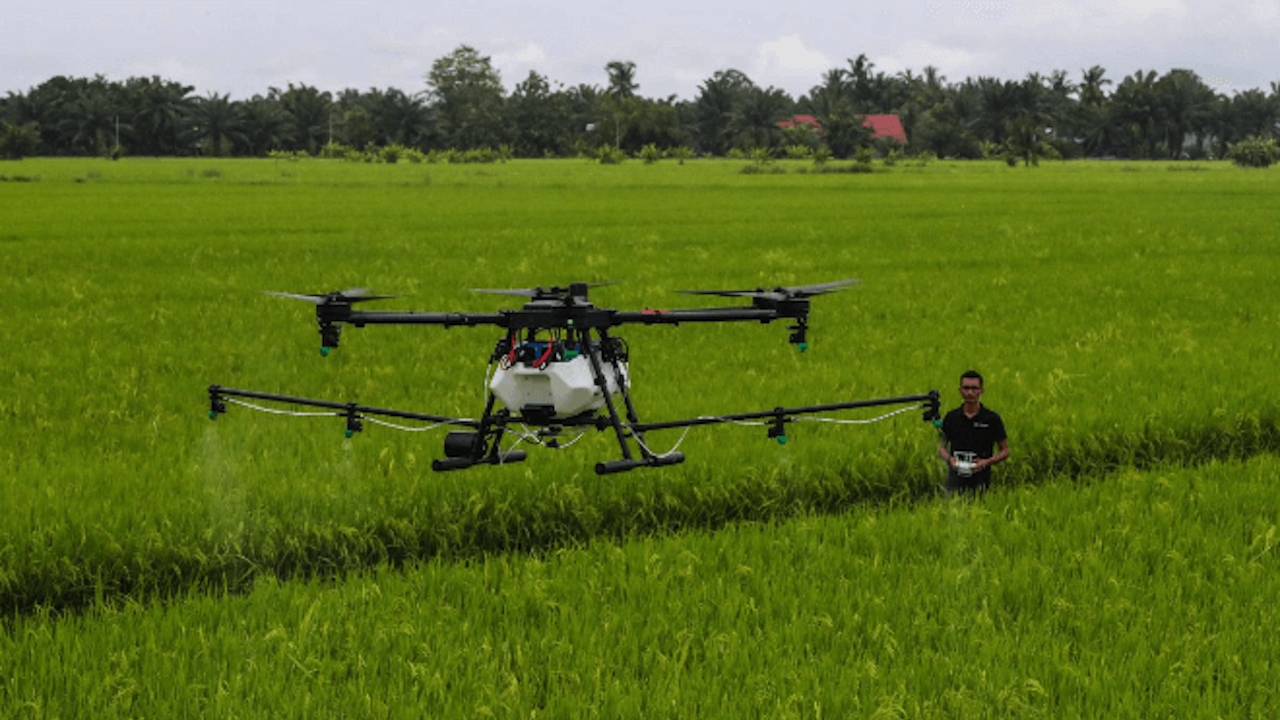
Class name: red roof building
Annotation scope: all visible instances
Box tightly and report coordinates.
[777,114,908,145]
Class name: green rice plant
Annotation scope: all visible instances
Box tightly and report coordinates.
[4,456,1278,717]
[1,158,1278,613]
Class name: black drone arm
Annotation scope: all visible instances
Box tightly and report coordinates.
[342,310,507,327]
[630,392,941,433]
[613,307,784,325]
[208,385,482,430]
[613,303,813,346]
[592,390,942,474]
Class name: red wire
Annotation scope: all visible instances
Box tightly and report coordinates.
[534,334,554,368]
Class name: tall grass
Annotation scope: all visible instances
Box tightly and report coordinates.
[2,158,1278,612]
[4,455,1278,717]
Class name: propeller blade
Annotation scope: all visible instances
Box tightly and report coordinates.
[677,289,771,298]
[264,291,326,304]
[779,278,860,296]
[470,281,614,300]
[470,287,547,298]
[679,278,858,300]
[264,288,399,304]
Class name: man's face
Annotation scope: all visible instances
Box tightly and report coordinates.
[960,378,984,403]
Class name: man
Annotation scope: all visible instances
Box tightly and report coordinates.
[938,370,1009,495]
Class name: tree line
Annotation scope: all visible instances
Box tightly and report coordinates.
[2,44,1278,161]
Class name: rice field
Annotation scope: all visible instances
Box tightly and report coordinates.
[4,455,1278,717]
[1,156,1278,620]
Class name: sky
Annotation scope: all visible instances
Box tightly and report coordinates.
[4,0,1276,102]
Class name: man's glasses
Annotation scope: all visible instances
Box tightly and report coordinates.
[960,385,982,391]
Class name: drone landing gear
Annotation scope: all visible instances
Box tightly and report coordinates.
[595,453,686,475]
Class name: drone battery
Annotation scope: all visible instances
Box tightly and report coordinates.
[490,354,629,418]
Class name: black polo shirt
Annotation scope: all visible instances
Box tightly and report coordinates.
[942,405,1007,462]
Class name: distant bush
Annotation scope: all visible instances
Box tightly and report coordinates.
[267,149,308,161]
[747,147,775,166]
[318,141,353,159]
[784,145,811,160]
[596,145,627,165]
[668,146,694,165]
[638,143,663,164]
[1227,136,1280,168]
[814,162,875,174]
[380,143,426,164]
[0,121,40,160]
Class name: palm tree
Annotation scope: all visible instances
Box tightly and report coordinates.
[371,88,432,147]
[187,93,245,156]
[922,66,946,93]
[1110,70,1163,157]
[694,69,754,155]
[60,89,125,156]
[605,60,638,100]
[240,95,290,156]
[1076,66,1113,156]
[804,68,851,118]
[274,83,334,154]
[124,76,194,155]
[1155,69,1218,158]
[1079,66,1111,109]
[728,86,792,151]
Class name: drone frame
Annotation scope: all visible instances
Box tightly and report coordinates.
[208,282,941,474]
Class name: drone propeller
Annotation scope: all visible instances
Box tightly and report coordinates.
[264,288,400,356]
[470,282,615,300]
[264,288,400,305]
[678,278,859,301]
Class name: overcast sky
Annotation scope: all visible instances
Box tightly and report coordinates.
[4,0,1276,102]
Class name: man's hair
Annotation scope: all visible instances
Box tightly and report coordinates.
[960,369,984,386]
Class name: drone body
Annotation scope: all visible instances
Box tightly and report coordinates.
[208,281,939,474]
[490,352,629,421]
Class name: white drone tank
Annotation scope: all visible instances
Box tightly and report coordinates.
[489,352,629,419]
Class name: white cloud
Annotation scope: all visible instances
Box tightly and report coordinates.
[751,34,831,90]
[492,42,548,86]
[1048,0,1188,26]
[1245,0,1280,22]
[879,41,982,80]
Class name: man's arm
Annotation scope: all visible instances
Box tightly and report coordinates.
[937,420,955,466]
[976,438,1010,471]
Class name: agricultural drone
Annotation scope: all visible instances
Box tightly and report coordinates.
[207,281,940,474]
